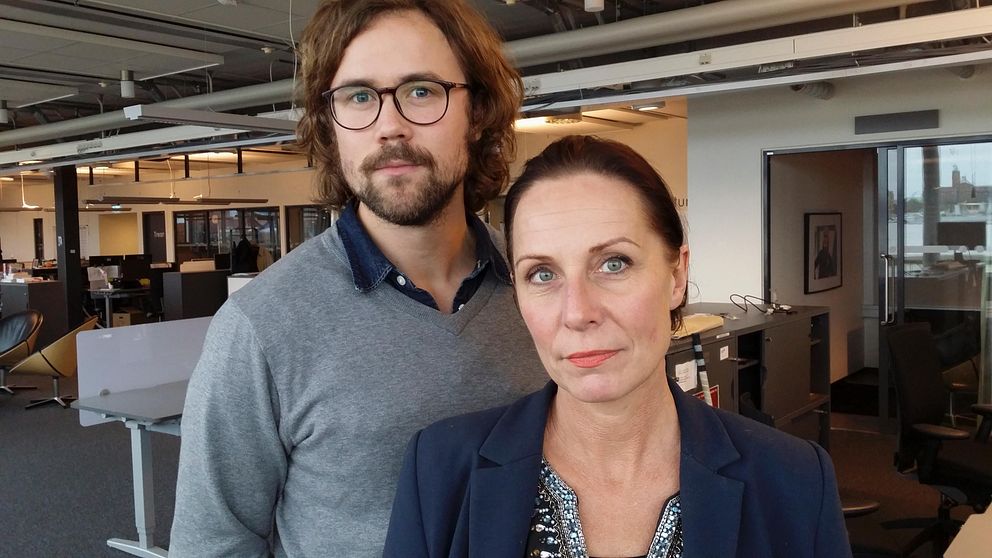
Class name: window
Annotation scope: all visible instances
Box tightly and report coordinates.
[174,207,282,264]
[286,205,332,252]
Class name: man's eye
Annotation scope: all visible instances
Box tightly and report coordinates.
[350,91,374,104]
[410,87,432,98]
[599,256,628,274]
[529,269,556,284]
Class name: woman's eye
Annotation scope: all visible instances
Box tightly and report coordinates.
[528,269,556,284]
[599,256,628,274]
[410,87,431,98]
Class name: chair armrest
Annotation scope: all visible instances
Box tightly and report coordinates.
[946,381,972,392]
[971,404,992,418]
[911,423,970,440]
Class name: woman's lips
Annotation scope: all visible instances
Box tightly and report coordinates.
[566,350,619,368]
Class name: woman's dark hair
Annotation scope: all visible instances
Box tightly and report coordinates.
[504,135,687,331]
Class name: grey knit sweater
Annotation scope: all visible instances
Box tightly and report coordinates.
[169,225,544,557]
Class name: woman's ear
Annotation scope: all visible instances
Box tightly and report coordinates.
[669,245,690,311]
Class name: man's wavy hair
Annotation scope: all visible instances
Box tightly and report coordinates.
[297,0,522,213]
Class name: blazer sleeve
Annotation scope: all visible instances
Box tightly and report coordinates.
[811,443,853,558]
[383,430,431,558]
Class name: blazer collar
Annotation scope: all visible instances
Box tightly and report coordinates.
[470,379,745,557]
[670,379,745,557]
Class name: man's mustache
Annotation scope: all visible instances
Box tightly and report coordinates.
[360,144,437,176]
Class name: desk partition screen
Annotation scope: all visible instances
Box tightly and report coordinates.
[76,317,211,426]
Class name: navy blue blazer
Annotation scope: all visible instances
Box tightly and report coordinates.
[384,380,851,558]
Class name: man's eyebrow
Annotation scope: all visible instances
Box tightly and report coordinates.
[330,72,448,90]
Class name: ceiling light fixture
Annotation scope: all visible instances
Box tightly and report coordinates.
[192,195,269,205]
[123,105,297,133]
[585,0,604,12]
[121,70,136,99]
[86,196,184,205]
[20,175,38,209]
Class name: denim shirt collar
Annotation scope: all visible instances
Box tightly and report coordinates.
[336,201,511,293]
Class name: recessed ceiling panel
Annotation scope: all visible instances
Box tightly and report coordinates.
[0,29,75,52]
[185,4,291,33]
[12,52,106,75]
[0,79,79,107]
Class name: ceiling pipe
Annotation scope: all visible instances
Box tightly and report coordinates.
[0,0,938,148]
[506,0,934,67]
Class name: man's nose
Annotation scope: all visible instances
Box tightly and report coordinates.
[375,94,412,143]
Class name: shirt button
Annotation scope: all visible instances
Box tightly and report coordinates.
[396,275,407,287]
[458,304,465,311]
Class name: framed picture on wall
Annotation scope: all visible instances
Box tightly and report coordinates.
[804,212,842,294]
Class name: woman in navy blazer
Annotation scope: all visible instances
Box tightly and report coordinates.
[384,136,850,558]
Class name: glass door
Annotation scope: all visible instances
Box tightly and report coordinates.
[878,141,991,429]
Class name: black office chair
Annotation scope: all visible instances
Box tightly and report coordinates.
[0,310,44,394]
[886,322,992,556]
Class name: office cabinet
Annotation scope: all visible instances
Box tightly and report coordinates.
[163,270,229,320]
[761,322,812,421]
[667,303,831,449]
[666,337,738,413]
[0,281,69,349]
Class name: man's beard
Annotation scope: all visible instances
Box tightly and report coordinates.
[352,143,465,227]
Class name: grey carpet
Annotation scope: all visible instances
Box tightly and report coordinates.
[0,374,178,558]
[0,377,979,557]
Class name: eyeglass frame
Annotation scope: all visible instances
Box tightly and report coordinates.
[321,79,471,131]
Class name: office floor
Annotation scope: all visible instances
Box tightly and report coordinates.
[0,374,178,558]
[0,375,974,557]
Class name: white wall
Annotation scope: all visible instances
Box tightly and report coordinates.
[769,150,873,381]
[687,64,992,302]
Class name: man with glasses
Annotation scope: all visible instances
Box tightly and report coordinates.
[169,1,544,556]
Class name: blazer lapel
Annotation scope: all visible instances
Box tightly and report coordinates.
[466,382,555,558]
[467,455,543,558]
[671,380,745,557]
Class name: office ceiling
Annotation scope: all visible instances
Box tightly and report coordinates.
[1,0,991,168]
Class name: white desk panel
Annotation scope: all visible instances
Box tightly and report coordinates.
[76,317,211,426]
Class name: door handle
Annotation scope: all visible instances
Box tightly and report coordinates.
[880,253,893,325]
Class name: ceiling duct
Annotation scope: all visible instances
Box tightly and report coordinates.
[790,82,835,100]
[506,0,935,68]
[0,0,947,149]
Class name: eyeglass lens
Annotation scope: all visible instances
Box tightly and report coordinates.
[330,80,452,129]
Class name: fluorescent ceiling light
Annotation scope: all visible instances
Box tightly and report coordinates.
[43,207,133,212]
[193,195,269,204]
[0,125,247,167]
[0,177,13,182]
[124,105,297,134]
[87,196,184,205]
[521,5,992,97]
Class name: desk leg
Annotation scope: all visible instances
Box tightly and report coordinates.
[105,297,114,328]
[107,422,169,558]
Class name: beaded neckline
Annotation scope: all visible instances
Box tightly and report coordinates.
[529,458,683,558]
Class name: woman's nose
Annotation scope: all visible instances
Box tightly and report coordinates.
[562,278,602,330]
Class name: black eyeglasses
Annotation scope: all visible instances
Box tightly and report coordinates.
[321,79,470,131]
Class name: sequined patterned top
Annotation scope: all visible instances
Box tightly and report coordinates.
[525,459,683,558]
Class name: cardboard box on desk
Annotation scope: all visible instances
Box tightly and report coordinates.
[112,308,147,327]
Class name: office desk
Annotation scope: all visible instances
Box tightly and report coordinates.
[88,288,150,327]
[73,381,187,558]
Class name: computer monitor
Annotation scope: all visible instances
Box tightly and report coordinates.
[937,221,986,250]
[214,253,231,270]
[89,254,124,268]
[120,254,152,280]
